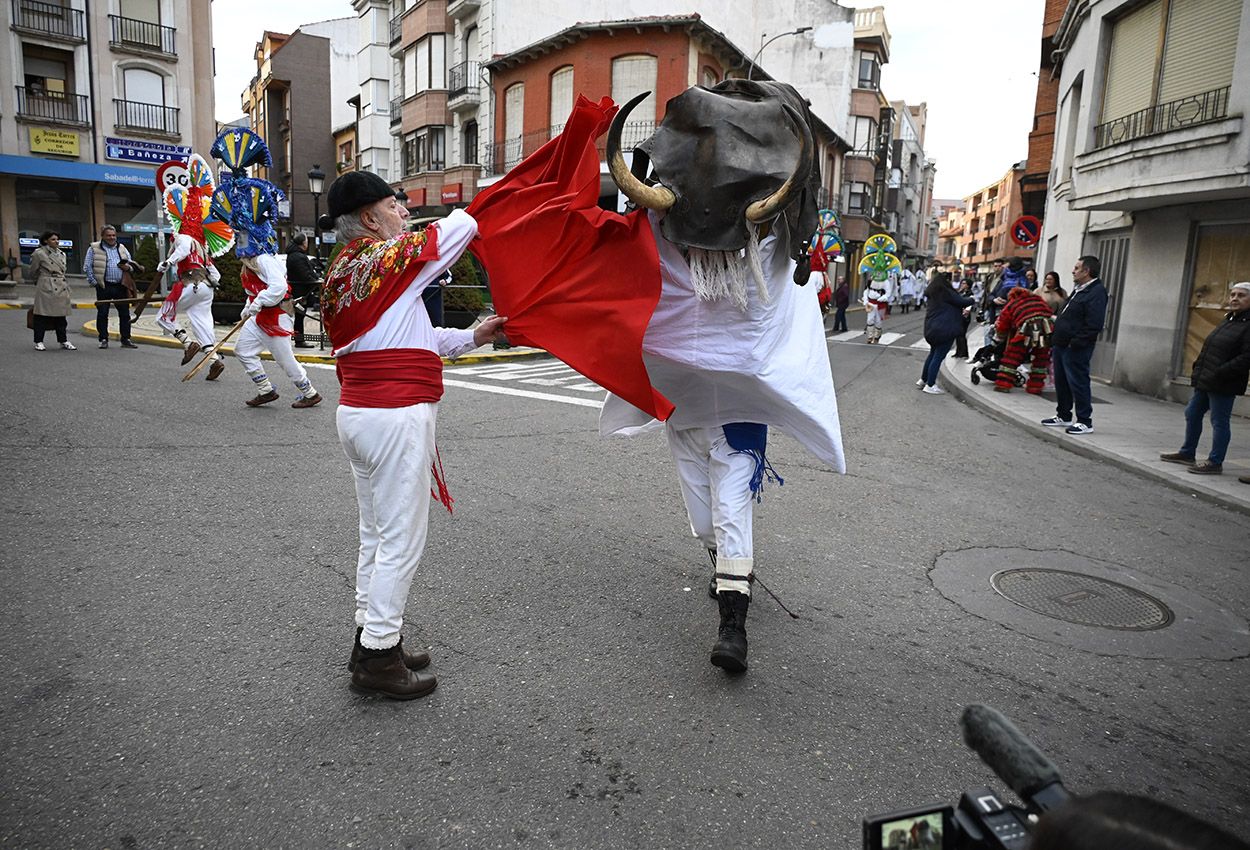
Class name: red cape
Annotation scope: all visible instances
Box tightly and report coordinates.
[467,95,674,421]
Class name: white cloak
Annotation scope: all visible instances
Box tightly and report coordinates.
[600,212,846,473]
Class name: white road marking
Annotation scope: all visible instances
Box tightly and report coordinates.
[829,330,864,342]
[877,332,905,346]
[443,378,604,408]
[909,338,931,349]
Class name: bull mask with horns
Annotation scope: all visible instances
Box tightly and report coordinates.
[607,79,821,285]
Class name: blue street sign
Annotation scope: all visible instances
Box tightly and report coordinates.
[104,136,192,164]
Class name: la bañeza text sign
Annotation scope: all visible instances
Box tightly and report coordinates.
[105,136,192,165]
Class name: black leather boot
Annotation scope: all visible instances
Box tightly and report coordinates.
[350,643,437,700]
[710,590,750,674]
[348,627,430,672]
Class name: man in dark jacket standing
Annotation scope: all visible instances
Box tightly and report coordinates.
[1042,255,1107,435]
[1160,282,1250,475]
[286,233,318,348]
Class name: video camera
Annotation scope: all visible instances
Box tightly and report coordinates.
[863,705,1071,850]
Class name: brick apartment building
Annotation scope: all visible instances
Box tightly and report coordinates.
[483,16,846,212]
[840,6,891,283]
[955,163,1032,271]
[241,30,339,247]
[1019,0,1065,223]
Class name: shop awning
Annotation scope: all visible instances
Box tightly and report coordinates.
[0,154,153,187]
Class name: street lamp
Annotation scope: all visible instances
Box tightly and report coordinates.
[307,164,326,259]
[747,27,812,81]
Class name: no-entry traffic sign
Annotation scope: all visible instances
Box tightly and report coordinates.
[1011,215,1042,247]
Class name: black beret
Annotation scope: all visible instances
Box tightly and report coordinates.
[325,171,397,223]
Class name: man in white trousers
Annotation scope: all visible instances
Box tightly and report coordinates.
[319,170,506,700]
[156,230,225,380]
[234,252,321,409]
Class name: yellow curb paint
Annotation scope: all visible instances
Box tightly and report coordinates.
[81,319,550,366]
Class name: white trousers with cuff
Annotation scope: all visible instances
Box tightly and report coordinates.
[337,402,437,649]
[234,314,315,398]
[157,282,217,350]
[666,424,754,596]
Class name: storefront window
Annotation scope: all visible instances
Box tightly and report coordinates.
[17,178,88,270]
[1182,222,1250,376]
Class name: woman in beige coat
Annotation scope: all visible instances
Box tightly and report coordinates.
[28,230,75,351]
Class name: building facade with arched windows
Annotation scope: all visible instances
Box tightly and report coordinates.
[0,0,216,277]
[482,16,847,214]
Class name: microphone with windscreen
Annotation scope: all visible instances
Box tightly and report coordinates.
[960,704,1071,813]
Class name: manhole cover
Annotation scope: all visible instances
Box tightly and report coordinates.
[990,568,1173,631]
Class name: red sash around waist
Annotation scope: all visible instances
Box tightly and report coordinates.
[336,348,444,409]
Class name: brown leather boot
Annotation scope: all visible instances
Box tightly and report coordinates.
[291,393,322,409]
[180,340,202,365]
[351,643,437,700]
[206,358,225,381]
[348,628,430,672]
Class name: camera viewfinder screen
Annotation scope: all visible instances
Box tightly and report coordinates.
[879,812,944,849]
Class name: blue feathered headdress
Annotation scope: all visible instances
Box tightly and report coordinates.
[209,128,284,258]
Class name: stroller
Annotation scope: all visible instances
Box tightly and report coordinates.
[968,338,1025,387]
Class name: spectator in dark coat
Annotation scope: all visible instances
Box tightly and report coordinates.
[286,233,319,348]
[1159,282,1250,475]
[832,278,850,332]
[918,272,974,394]
[1042,255,1108,435]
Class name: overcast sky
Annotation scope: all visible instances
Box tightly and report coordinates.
[211,0,1045,200]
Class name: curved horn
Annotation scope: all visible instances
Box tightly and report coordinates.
[745,103,814,223]
[607,91,675,211]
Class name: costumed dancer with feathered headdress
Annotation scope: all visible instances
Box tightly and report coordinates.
[210,128,321,409]
[156,154,234,379]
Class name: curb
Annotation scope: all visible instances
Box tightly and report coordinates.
[939,357,1250,517]
[79,319,550,367]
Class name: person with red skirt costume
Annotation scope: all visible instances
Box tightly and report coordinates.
[994,285,1055,394]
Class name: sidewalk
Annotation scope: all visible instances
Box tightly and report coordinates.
[939,339,1250,516]
[0,283,547,366]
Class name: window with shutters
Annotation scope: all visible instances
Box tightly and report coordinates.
[503,83,524,169]
[549,66,573,138]
[611,55,656,147]
[415,35,446,92]
[1095,0,1240,148]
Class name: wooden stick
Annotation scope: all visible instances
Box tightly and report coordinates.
[94,296,166,305]
[181,317,248,382]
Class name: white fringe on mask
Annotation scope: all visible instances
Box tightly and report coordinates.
[686,225,771,312]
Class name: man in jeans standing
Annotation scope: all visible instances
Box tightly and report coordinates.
[83,225,139,349]
[1160,282,1250,475]
[1042,255,1107,435]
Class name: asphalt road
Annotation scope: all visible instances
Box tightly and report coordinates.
[1,308,1246,849]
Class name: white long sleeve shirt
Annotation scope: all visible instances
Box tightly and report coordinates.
[334,209,480,360]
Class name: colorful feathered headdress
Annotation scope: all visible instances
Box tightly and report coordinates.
[209,128,285,258]
[162,153,234,256]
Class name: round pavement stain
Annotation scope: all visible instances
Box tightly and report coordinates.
[930,548,1250,660]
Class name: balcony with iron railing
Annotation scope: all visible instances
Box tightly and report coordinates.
[114,98,179,135]
[11,0,85,42]
[1094,86,1230,150]
[389,15,402,45]
[483,121,655,175]
[390,96,403,125]
[447,61,479,100]
[15,86,88,125]
[109,14,176,57]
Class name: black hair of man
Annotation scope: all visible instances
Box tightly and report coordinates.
[1078,255,1101,279]
[291,232,308,248]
